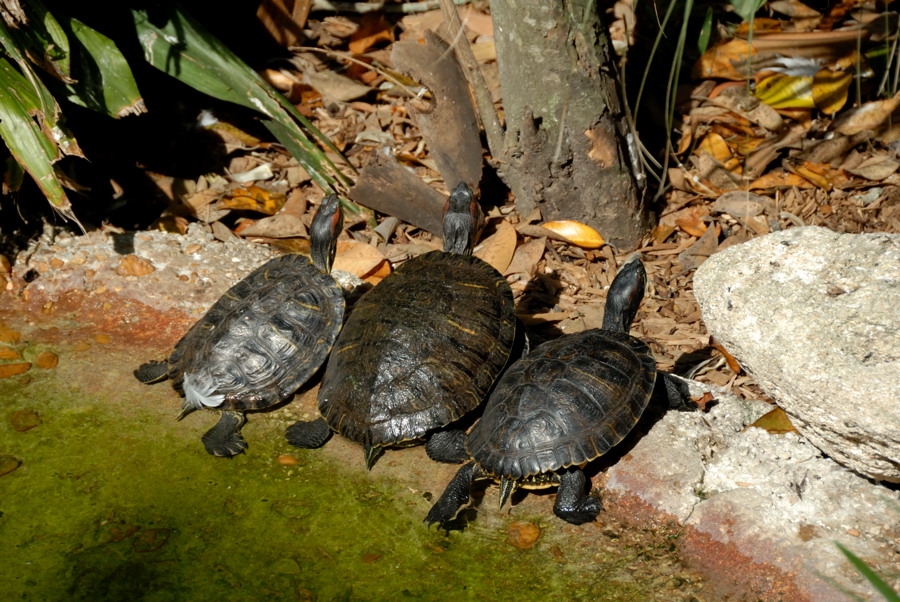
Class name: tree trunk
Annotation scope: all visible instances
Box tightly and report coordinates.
[492,0,648,249]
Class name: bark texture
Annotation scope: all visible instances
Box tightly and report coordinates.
[492,0,647,248]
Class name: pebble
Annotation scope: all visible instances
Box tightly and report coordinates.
[10,410,41,432]
[276,454,299,466]
[0,362,31,378]
[0,455,22,476]
[0,325,21,344]
[94,334,111,344]
[35,351,58,369]
[0,348,20,360]
[116,254,156,277]
[506,521,542,550]
[73,342,92,352]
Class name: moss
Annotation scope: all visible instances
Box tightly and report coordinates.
[0,373,676,600]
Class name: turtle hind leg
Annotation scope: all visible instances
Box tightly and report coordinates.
[285,418,332,449]
[425,429,468,463]
[553,468,602,525]
[201,411,247,457]
[425,461,479,525]
[134,360,169,384]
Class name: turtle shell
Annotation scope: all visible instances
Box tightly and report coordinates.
[169,253,345,411]
[318,250,515,446]
[466,328,656,480]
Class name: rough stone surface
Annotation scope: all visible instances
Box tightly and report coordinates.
[606,379,900,601]
[692,227,900,482]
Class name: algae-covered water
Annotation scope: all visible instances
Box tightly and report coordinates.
[0,338,702,601]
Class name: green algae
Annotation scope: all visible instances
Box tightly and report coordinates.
[0,370,689,601]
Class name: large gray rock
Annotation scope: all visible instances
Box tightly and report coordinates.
[692,227,900,482]
[606,380,900,601]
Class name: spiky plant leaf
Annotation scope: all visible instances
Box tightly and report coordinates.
[131,4,351,193]
[0,57,82,226]
[61,17,146,118]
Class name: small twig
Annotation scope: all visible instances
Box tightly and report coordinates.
[437,0,505,160]
[311,0,469,14]
[289,46,427,99]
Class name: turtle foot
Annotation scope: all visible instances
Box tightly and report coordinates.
[425,429,468,463]
[425,462,477,525]
[285,418,332,449]
[134,360,168,384]
[554,468,602,525]
[201,411,247,457]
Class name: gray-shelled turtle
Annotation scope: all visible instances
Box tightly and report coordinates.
[286,182,516,469]
[134,195,345,457]
[426,258,671,525]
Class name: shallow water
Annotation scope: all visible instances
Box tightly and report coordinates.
[0,331,704,601]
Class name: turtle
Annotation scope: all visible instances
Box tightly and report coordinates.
[133,195,345,457]
[425,257,674,525]
[285,182,517,469]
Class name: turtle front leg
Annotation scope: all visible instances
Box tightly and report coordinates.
[425,461,478,525]
[285,418,332,449]
[425,429,468,463]
[201,411,247,457]
[554,468,602,525]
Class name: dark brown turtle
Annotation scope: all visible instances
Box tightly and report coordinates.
[286,183,517,469]
[426,258,664,525]
[134,195,345,457]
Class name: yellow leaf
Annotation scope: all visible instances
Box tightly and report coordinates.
[540,220,605,248]
[812,69,852,114]
[216,186,286,215]
[754,74,816,109]
[747,407,797,434]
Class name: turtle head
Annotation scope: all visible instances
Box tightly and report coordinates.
[310,194,344,273]
[442,182,479,255]
[602,257,647,333]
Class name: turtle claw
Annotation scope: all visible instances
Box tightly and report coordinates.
[201,411,247,457]
[553,469,602,525]
[285,418,332,449]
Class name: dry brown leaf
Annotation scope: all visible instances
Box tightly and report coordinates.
[540,220,605,248]
[693,38,756,80]
[712,191,773,218]
[474,220,517,274]
[305,70,371,103]
[236,214,307,239]
[843,155,900,181]
[505,238,545,276]
[748,170,814,190]
[333,240,388,279]
[832,91,900,135]
[348,13,394,54]
[673,206,709,237]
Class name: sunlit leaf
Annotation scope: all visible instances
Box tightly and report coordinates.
[540,220,605,248]
[748,407,797,434]
[754,73,816,109]
[0,57,81,225]
[811,69,852,114]
[216,186,286,214]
